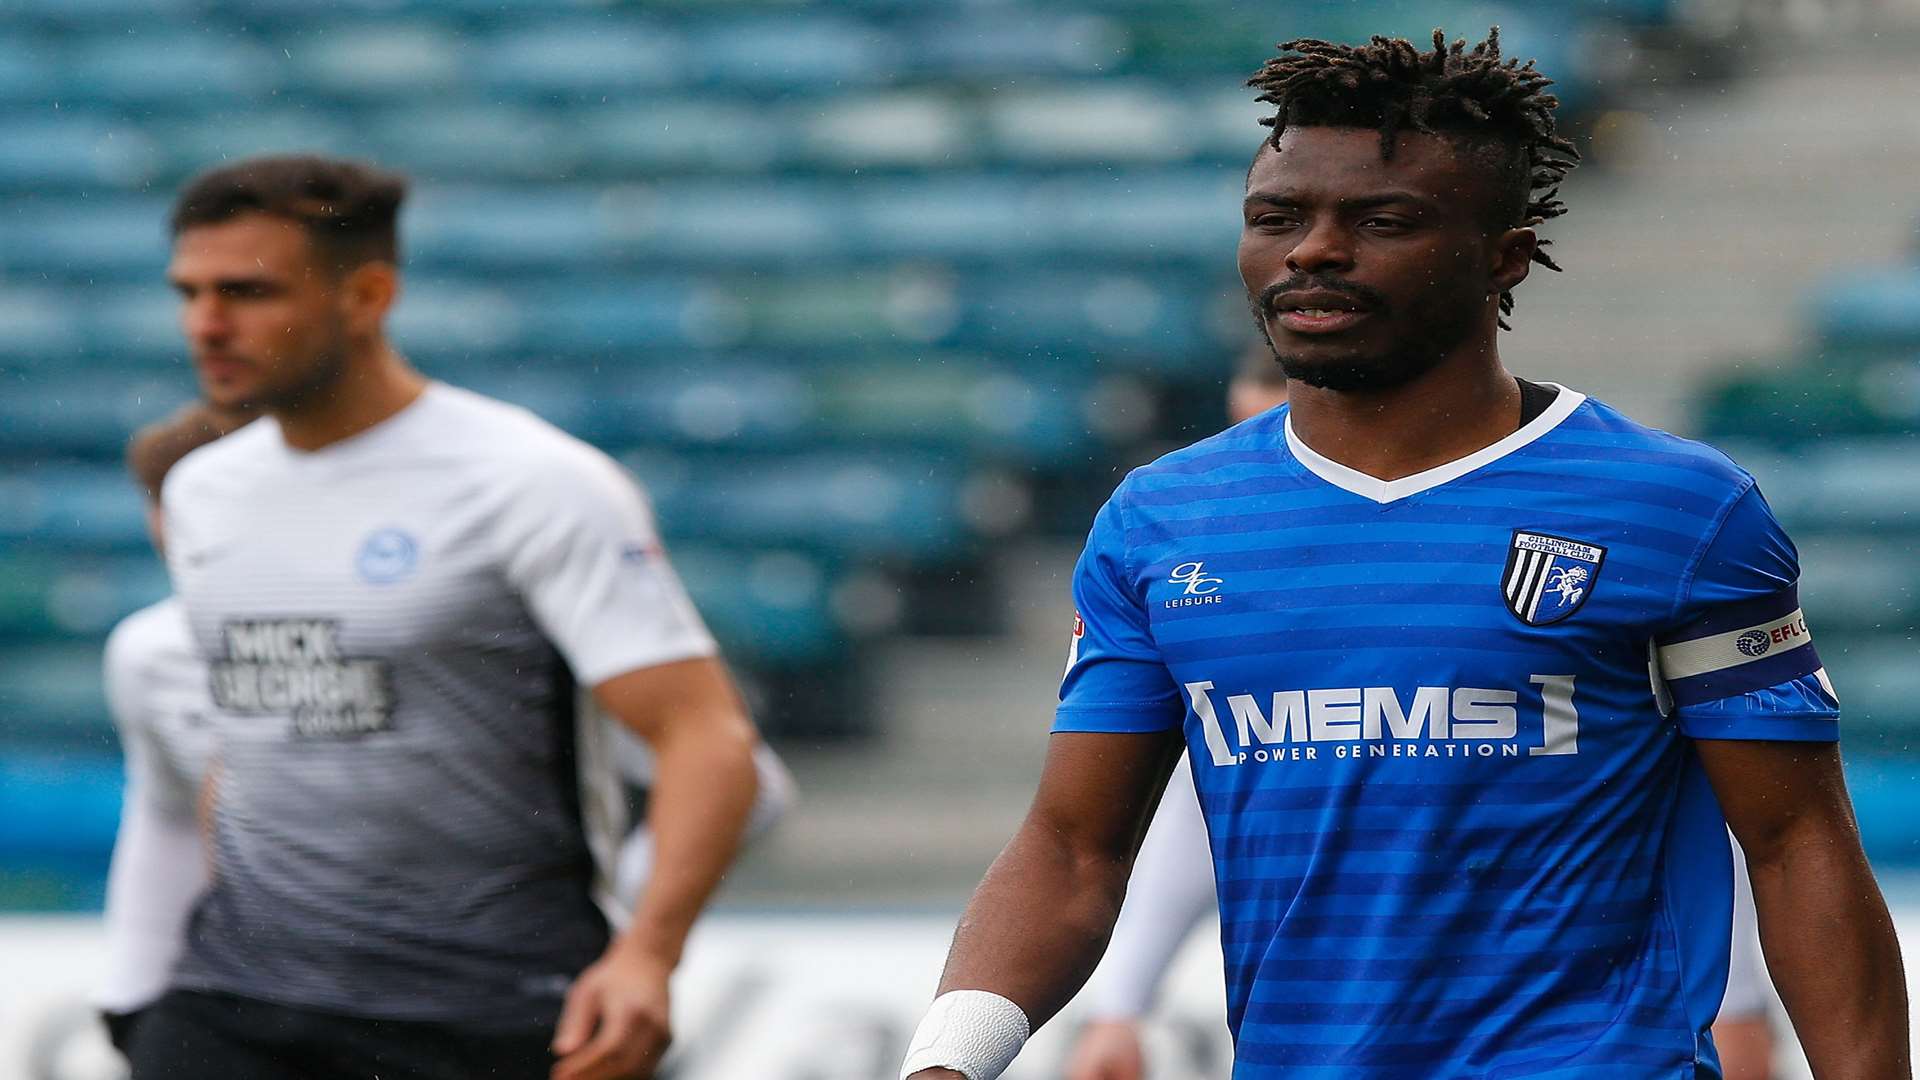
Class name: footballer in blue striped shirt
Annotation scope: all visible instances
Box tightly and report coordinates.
[907,26,1909,1080]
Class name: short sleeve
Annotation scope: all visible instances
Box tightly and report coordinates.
[1054,489,1184,733]
[1654,484,1838,742]
[498,449,717,688]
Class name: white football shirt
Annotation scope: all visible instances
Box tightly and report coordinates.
[161,383,717,1022]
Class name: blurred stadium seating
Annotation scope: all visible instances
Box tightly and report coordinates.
[4,0,1889,912]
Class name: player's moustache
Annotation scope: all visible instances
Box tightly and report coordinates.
[1259,277,1388,315]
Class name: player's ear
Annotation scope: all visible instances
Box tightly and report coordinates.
[341,261,399,333]
[1490,227,1537,294]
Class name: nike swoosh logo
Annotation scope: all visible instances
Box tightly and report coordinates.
[184,544,235,568]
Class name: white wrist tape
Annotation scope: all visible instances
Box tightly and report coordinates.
[898,990,1031,1080]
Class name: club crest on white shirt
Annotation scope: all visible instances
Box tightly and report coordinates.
[356,528,419,585]
[1502,531,1605,626]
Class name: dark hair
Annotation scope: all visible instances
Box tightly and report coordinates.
[128,402,253,502]
[1248,27,1579,328]
[170,154,408,273]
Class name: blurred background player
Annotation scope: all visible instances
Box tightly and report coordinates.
[133,154,763,1080]
[94,403,251,1057]
[94,403,799,1070]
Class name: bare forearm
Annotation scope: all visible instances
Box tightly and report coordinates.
[622,723,757,964]
[936,821,1133,1031]
[1750,842,1909,1078]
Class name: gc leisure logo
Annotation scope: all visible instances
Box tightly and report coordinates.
[1166,561,1225,608]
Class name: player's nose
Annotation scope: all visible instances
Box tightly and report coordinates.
[181,297,232,343]
[1283,220,1354,275]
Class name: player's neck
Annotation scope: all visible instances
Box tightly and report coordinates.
[272,341,429,453]
[1284,351,1524,483]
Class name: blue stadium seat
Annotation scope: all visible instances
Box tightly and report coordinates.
[687,15,900,89]
[624,451,976,558]
[0,286,86,362]
[157,110,363,183]
[371,105,572,180]
[1810,268,1920,347]
[3,197,171,278]
[618,183,844,262]
[0,551,170,641]
[986,83,1198,165]
[572,100,785,173]
[0,643,116,743]
[850,178,1041,259]
[1043,168,1241,259]
[1798,537,1920,632]
[290,22,467,97]
[0,465,148,550]
[605,367,815,448]
[910,14,1127,77]
[0,114,160,189]
[389,281,527,357]
[800,93,975,169]
[1819,636,1920,737]
[67,33,276,104]
[516,278,732,352]
[0,372,190,456]
[405,187,610,266]
[0,38,58,106]
[476,21,685,96]
[3,0,200,17]
[672,547,848,664]
[80,286,183,367]
[962,272,1216,358]
[1731,437,1920,533]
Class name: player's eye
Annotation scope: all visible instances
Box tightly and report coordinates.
[1360,216,1412,232]
[1250,214,1300,230]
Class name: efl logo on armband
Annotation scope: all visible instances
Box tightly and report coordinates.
[1656,596,1821,708]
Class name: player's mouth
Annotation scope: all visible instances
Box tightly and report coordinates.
[196,355,249,381]
[1270,290,1374,335]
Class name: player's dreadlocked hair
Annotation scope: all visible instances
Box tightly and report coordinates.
[1248,27,1580,328]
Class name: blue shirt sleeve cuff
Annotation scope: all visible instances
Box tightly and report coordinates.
[1678,710,1840,743]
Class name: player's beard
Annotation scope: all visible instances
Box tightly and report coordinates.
[245,319,354,416]
[1252,280,1481,394]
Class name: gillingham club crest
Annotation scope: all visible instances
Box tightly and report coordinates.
[1502,530,1606,626]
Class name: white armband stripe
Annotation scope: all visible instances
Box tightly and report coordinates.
[1656,608,1811,681]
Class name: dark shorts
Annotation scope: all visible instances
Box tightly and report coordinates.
[127,990,558,1080]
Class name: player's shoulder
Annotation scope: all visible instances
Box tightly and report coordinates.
[103,598,195,714]
[161,415,276,506]
[1556,392,1757,500]
[429,383,640,496]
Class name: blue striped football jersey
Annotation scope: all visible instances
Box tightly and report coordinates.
[1056,386,1837,1079]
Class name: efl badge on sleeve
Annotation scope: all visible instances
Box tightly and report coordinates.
[1502,531,1606,626]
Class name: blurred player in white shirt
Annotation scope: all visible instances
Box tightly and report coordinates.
[98,409,799,1071]
[129,154,769,1080]
[1062,352,1778,1080]
[95,404,250,1054]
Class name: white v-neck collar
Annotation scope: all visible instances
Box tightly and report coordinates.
[1284,382,1586,504]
